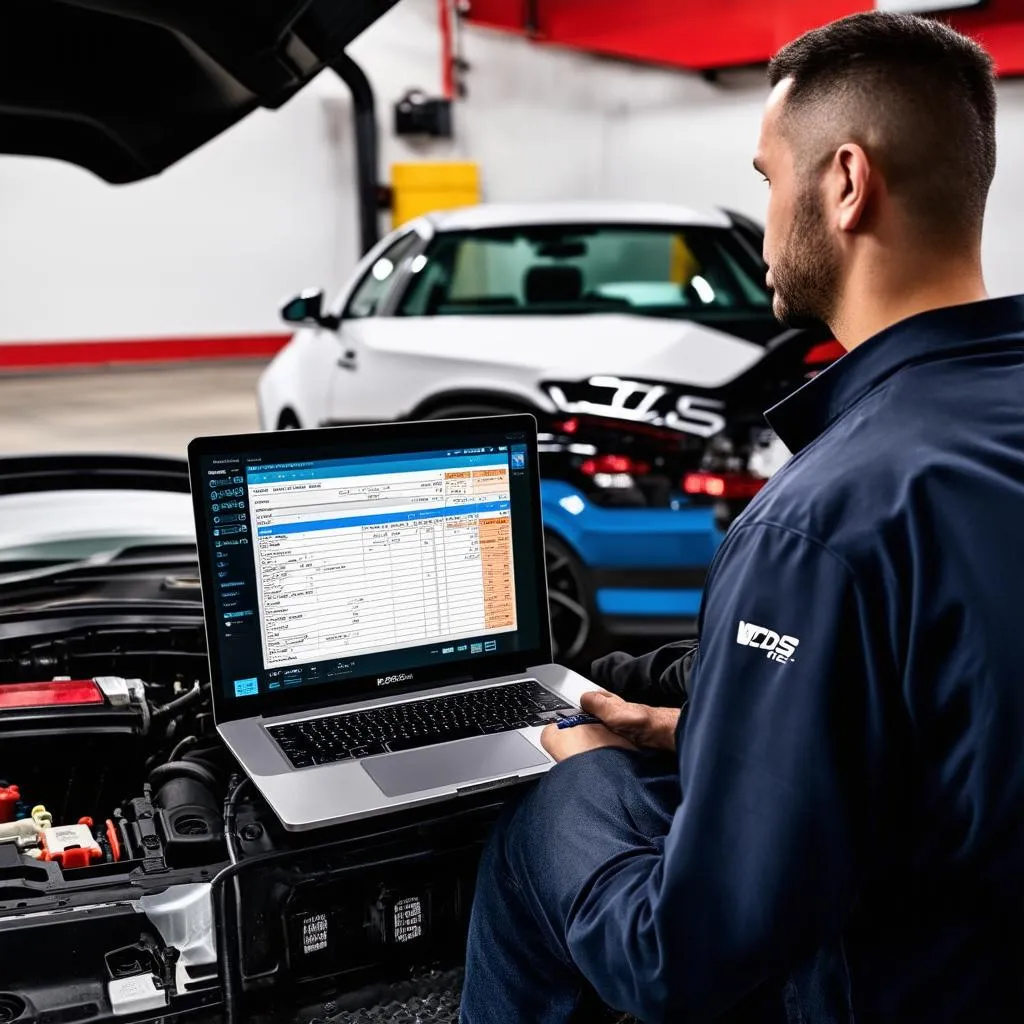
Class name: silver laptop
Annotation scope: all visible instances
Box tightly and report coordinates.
[187,414,597,831]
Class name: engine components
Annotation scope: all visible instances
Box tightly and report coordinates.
[115,778,227,872]
[282,851,472,984]
[0,677,145,716]
[0,803,129,867]
[152,775,224,867]
[0,783,19,823]
[1,676,150,825]
[0,815,42,857]
[39,818,103,869]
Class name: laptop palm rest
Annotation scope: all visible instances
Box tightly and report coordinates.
[362,732,549,798]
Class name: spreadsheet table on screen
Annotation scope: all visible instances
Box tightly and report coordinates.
[248,451,518,669]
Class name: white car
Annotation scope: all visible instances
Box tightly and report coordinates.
[257,200,810,434]
[258,201,839,658]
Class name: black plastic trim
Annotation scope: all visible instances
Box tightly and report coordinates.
[0,453,190,495]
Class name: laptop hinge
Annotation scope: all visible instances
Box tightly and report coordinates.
[433,673,476,689]
[260,673,490,718]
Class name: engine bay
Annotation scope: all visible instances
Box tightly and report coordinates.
[0,622,511,1024]
[1,620,223,868]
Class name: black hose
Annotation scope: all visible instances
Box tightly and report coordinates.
[151,682,204,719]
[167,734,198,762]
[182,754,224,778]
[217,775,250,1024]
[222,776,249,866]
[184,736,225,759]
[147,760,218,792]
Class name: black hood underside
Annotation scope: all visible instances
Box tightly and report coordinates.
[0,0,398,183]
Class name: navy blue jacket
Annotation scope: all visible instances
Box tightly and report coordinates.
[575,296,1024,1022]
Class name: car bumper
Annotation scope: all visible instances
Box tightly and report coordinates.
[540,480,723,635]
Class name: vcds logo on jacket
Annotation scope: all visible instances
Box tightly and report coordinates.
[736,620,800,664]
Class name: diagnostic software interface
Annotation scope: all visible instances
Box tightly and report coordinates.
[198,430,542,702]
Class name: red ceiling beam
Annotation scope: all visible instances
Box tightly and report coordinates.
[465,0,1024,75]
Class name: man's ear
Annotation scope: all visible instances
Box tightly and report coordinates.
[832,143,872,233]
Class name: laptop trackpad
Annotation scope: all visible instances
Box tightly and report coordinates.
[362,732,549,798]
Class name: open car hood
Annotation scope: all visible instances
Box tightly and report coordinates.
[0,0,399,183]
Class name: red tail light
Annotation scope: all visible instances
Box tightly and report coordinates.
[804,340,845,366]
[580,454,650,476]
[683,472,766,500]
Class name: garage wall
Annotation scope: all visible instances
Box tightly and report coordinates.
[2,0,1023,345]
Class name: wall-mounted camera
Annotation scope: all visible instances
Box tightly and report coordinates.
[393,89,453,139]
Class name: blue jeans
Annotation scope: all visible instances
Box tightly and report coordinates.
[461,747,679,1023]
[460,748,852,1024]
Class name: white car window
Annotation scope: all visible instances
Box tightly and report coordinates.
[396,224,771,317]
[345,232,421,319]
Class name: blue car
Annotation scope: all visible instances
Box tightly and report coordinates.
[542,477,723,661]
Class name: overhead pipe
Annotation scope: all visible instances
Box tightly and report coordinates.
[439,0,456,99]
[332,52,381,255]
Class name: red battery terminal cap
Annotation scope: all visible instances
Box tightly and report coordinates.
[0,785,21,824]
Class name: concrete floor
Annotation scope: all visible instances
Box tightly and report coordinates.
[0,362,265,457]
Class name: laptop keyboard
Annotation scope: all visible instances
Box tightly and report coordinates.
[267,679,574,768]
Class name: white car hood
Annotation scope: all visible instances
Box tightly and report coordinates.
[0,490,195,562]
[365,313,767,389]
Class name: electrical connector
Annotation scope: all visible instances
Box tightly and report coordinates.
[95,676,130,706]
[40,820,103,869]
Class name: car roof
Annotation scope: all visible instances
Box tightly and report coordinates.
[427,201,733,231]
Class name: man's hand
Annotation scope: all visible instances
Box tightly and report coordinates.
[539,719,637,763]
[580,690,681,752]
[539,691,682,763]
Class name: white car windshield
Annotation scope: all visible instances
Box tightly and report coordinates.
[396,223,771,319]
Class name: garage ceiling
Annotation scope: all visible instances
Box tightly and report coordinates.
[0,0,400,183]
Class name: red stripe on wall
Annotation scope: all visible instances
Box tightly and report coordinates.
[0,334,292,371]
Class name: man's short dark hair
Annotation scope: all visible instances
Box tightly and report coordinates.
[768,12,997,243]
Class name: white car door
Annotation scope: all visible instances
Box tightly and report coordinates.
[327,230,424,424]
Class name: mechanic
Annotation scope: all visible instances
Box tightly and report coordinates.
[461,12,1024,1024]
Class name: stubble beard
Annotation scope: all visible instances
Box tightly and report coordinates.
[770,183,842,331]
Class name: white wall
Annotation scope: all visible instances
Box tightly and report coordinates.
[2,0,1023,342]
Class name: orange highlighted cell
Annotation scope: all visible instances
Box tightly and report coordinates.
[478,516,516,630]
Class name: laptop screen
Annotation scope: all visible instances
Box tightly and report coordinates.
[190,418,547,716]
